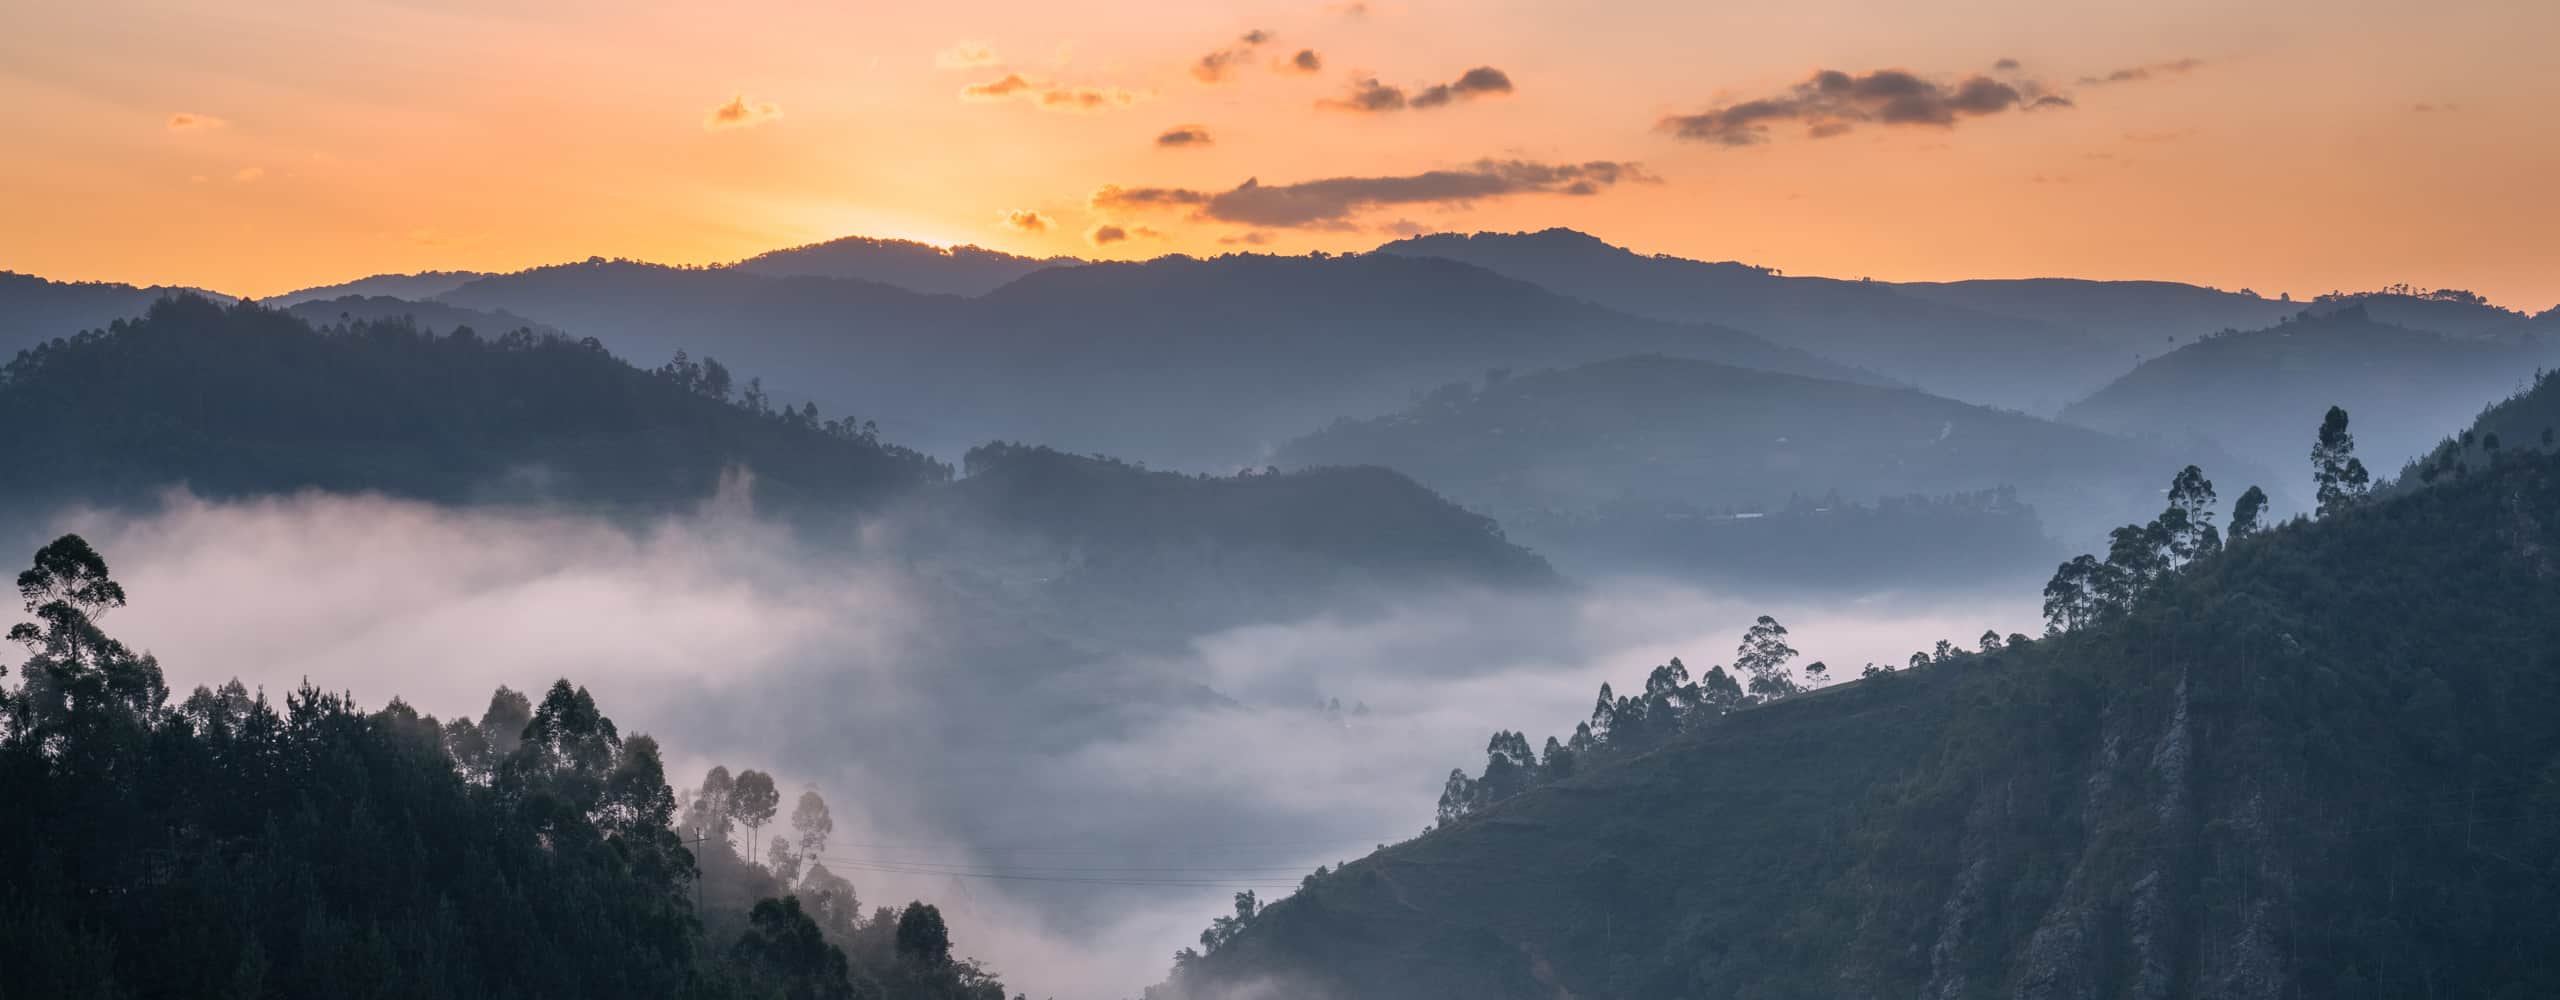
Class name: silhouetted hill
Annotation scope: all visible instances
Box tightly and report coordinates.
[2294,289,2552,338]
[267,270,487,306]
[1374,229,2284,412]
[1277,355,2223,579]
[726,234,1078,296]
[1,270,231,360]
[2399,368,2560,487]
[282,294,561,338]
[1157,442,2560,1000]
[1894,276,2297,346]
[2061,305,2555,506]
[0,295,950,513]
[440,253,1877,466]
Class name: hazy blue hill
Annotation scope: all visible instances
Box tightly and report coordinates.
[1276,355,2221,579]
[266,270,487,307]
[282,293,561,338]
[2060,305,2555,503]
[439,253,1876,467]
[1374,229,2236,413]
[2398,368,2560,486]
[1157,441,2560,1000]
[2295,289,2550,338]
[1,270,232,360]
[726,234,1078,296]
[1893,275,2297,347]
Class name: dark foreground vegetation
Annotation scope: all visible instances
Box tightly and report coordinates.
[0,535,1020,1000]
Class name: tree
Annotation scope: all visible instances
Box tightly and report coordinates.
[894,902,953,967]
[7,533,166,744]
[2230,485,2270,540]
[769,836,805,886]
[2314,406,2371,517]
[732,769,782,865]
[730,896,858,1000]
[1734,616,1799,701]
[1436,769,1479,825]
[689,765,738,847]
[1802,661,1829,687]
[1478,731,1537,802]
[793,789,835,860]
[2163,465,2221,565]
[1197,891,1261,956]
[1978,630,2004,653]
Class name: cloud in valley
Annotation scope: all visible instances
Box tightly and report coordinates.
[1658,66,2071,146]
[1090,158,1653,230]
[704,93,782,130]
[1320,66,1514,112]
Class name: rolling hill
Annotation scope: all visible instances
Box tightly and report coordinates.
[2060,304,2556,506]
[1374,229,2298,413]
[724,234,1079,295]
[1155,412,2560,1000]
[1,270,231,360]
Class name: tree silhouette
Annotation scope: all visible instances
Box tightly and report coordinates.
[731,769,782,867]
[2230,485,2270,539]
[2314,406,2371,517]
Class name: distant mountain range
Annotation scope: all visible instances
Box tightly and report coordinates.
[434,252,1871,466]
[0,271,231,360]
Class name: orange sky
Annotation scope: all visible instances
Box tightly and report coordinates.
[3,0,2555,309]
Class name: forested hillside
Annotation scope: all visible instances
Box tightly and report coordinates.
[0,535,1016,999]
[1155,428,2560,1000]
[725,235,1077,296]
[0,271,230,360]
[0,296,951,514]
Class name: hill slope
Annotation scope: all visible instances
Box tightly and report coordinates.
[1276,355,2229,580]
[1375,230,2295,412]
[1158,439,2560,1000]
[439,253,1876,466]
[2061,305,2555,505]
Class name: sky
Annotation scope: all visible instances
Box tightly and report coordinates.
[3,0,2554,308]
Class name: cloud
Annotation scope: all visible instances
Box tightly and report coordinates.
[962,74,1136,112]
[1321,66,1513,112]
[1993,57,2022,71]
[1193,30,1275,84]
[1003,209,1052,233]
[1282,49,1323,74]
[1380,218,1431,237]
[1155,125,1213,148]
[1087,224,1161,246]
[704,94,782,131]
[166,112,225,131]
[1330,0,1370,17]
[1410,66,1513,108]
[232,166,265,183]
[1658,67,2068,146]
[1090,158,1654,230]
[935,41,1002,69]
[2410,101,2460,113]
[2078,57,2205,86]
[1218,231,1275,246]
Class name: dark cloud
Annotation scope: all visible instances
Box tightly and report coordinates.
[1993,57,2022,71]
[1155,124,1213,148]
[1087,224,1163,246]
[1322,66,1514,113]
[1658,67,2063,146]
[1218,231,1276,246]
[1412,66,1513,108]
[1193,30,1274,83]
[961,74,1135,112]
[1284,49,1323,74]
[1002,210,1052,233]
[2078,57,2205,86]
[1090,158,1653,229]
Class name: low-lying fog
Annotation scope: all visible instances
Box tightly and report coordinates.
[10,491,2036,1000]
